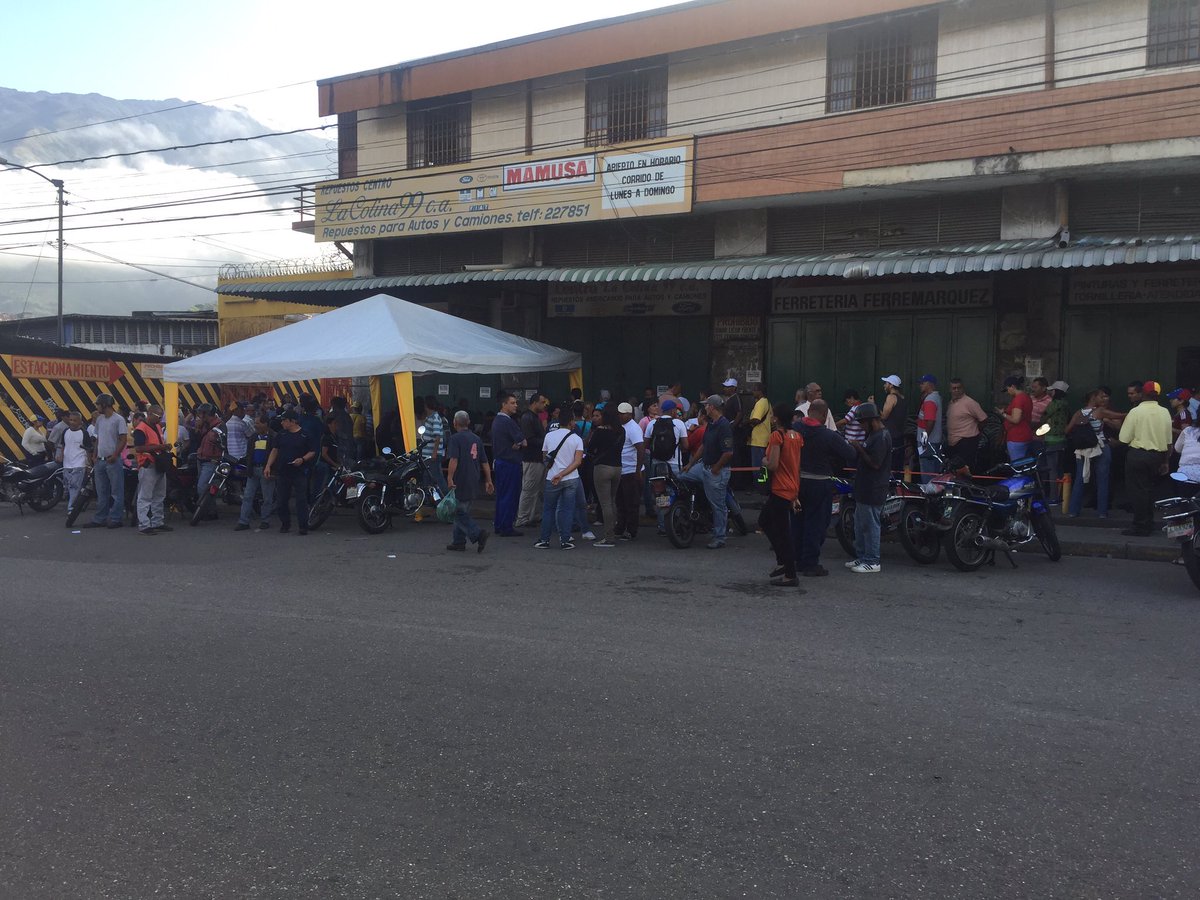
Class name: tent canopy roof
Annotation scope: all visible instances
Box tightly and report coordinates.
[163,294,580,383]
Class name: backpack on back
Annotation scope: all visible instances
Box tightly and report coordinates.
[649,418,678,461]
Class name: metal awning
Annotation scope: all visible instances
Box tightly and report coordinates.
[216,234,1200,297]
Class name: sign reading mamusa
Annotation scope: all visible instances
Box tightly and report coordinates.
[772,280,994,314]
[314,138,694,242]
[547,282,711,318]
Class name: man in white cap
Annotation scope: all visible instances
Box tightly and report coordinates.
[721,378,745,486]
[879,374,907,477]
[615,402,645,539]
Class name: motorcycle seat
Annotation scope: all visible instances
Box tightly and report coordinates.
[22,461,60,479]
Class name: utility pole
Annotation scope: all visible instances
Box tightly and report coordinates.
[0,157,66,345]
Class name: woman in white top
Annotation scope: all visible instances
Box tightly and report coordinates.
[1067,389,1123,518]
[536,406,584,550]
[1176,424,1200,483]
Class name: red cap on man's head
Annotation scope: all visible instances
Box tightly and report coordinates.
[1142,380,1162,396]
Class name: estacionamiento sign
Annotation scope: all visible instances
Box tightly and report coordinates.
[547,282,711,318]
[5,355,123,382]
[772,280,994,314]
[314,137,694,242]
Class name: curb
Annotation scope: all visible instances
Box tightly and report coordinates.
[1059,540,1178,563]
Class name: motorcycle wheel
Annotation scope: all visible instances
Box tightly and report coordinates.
[1031,509,1062,562]
[28,477,64,512]
[402,479,426,517]
[835,500,857,558]
[64,489,92,527]
[1182,535,1200,593]
[357,491,391,534]
[190,491,215,526]
[665,503,695,549]
[308,487,335,529]
[945,508,990,572]
[898,503,941,565]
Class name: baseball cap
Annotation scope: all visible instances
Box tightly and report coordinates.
[919,374,937,385]
[1049,380,1069,393]
[661,399,677,412]
[722,378,738,388]
[1142,380,1162,395]
[280,410,299,422]
[617,402,634,414]
[881,375,901,387]
[855,401,881,420]
[1167,387,1192,401]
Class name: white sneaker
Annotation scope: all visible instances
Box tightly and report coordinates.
[844,559,860,569]
[582,531,596,541]
[850,562,881,574]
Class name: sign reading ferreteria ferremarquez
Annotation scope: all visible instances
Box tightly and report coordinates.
[313,137,694,242]
[547,282,711,318]
[772,280,994,314]
[1069,271,1200,305]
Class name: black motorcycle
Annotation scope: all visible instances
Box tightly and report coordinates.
[309,465,363,529]
[654,467,747,549]
[0,456,63,514]
[355,430,442,535]
[190,454,247,526]
[1156,473,1200,594]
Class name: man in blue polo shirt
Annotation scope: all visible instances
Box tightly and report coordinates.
[679,394,745,549]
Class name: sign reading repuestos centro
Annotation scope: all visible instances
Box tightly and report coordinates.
[313,137,694,242]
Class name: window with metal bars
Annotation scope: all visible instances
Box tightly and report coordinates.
[406,94,471,169]
[1148,0,1200,66]
[585,62,667,147]
[826,12,938,113]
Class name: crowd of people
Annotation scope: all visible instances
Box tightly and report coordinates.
[6,370,1193,578]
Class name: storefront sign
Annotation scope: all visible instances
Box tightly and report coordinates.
[1069,271,1200,305]
[772,280,993,314]
[138,362,164,379]
[713,316,762,340]
[547,282,711,318]
[5,354,123,382]
[479,386,492,399]
[314,137,694,242]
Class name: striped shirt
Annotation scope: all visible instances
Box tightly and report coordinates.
[843,405,866,443]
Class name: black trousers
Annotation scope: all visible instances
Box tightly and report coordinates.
[275,469,310,530]
[948,436,980,473]
[616,473,641,537]
[761,493,796,578]
[1125,447,1162,532]
[794,478,833,571]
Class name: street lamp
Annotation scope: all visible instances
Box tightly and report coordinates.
[0,156,65,345]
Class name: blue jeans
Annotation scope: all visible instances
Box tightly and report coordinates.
[853,502,882,565]
[679,464,733,541]
[452,498,483,545]
[574,477,591,532]
[919,443,943,484]
[91,458,125,524]
[1007,441,1029,463]
[423,457,448,500]
[493,458,521,532]
[239,467,276,525]
[197,460,217,502]
[539,478,580,544]
[1069,445,1111,516]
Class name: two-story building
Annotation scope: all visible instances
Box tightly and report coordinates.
[222,0,1200,406]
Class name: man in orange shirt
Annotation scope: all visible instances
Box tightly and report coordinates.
[762,401,804,588]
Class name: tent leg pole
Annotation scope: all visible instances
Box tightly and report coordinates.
[394,372,416,453]
[164,382,179,454]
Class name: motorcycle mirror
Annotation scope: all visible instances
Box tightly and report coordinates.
[1035,423,1052,437]
[1170,471,1199,483]
[381,446,392,455]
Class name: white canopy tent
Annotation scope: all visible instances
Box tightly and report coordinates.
[161,294,583,450]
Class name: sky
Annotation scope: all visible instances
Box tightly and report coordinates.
[0,0,693,318]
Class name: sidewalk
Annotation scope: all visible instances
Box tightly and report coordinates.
[730,491,1180,564]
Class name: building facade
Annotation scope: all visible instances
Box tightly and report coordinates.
[220,0,1200,407]
[0,311,218,358]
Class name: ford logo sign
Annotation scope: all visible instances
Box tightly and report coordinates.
[459,175,474,184]
[672,301,702,314]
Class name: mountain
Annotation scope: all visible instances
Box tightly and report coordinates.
[0,87,333,319]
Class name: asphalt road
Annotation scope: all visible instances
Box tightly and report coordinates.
[1,501,1197,899]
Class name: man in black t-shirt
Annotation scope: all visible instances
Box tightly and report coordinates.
[265,410,318,535]
[445,410,494,553]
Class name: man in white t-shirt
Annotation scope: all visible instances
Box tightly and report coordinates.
[645,399,689,533]
[534,408,585,550]
[57,411,94,522]
[615,402,645,540]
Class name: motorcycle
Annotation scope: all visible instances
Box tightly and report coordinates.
[832,474,942,565]
[941,424,1062,571]
[654,467,748,549]
[0,455,64,513]
[309,465,364,529]
[1156,472,1200,593]
[355,427,443,535]
[190,454,248,526]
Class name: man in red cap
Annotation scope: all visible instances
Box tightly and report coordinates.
[1117,381,1172,536]
[1167,388,1195,439]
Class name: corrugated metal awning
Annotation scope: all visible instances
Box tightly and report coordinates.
[216,234,1200,296]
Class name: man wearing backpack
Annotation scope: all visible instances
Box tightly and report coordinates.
[645,399,689,534]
